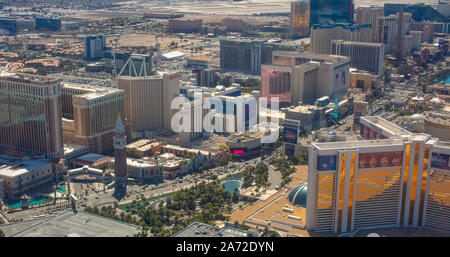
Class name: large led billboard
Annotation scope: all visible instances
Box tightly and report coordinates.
[317,155,337,171]
[233,149,245,156]
[283,127,298,144]
[431,152,450,170]
[360,124,387,140]
[358,151,403,169]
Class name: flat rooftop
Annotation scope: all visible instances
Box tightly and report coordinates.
[361,116,411,136]
[75,153,109,163]
[287,104,322,114]
[424,112,450,126]
[173,222,222,237]
[172,222,252,237]
[0,159,50,178]
[312,138,404,150]
[0,72,59,84]
[273,51,350,64]
[188,56,212,61]
[63,82,124,101]
[2,210,141,237]
[226,131,265,142]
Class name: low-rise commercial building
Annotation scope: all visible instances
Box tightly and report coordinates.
[126,139,163,158]
[221,18,244,32]
[72,153,112,168]
[109,157,163,183]
[348,69,382,92]
[0,158,55,199]
[0,17,17,36]
[168,19,202,33]
[423,111,450,141]
[35,17,61,31]
[285,104,326,133]
[225,132,266,160]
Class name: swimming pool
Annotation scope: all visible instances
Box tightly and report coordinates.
[221,180,243,195]
[57,184,66,193]
[6,196,50,209]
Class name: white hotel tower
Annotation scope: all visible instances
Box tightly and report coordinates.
[306,116,450,233]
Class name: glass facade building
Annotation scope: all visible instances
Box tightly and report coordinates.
[291,0,310,38]
[384,3,449,22]
[35,17,62,31]
[310,0,354,26]
[261,66,292,105]
[0,17,17,36]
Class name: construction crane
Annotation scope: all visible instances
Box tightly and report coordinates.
[112,32,124,78]
[155,33,160,51]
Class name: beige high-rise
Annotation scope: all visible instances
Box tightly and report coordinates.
[331,40,385,75]
[355,6,384,43]
[116,72,180,137]
[311,23,372,54]
[61,83,126,154]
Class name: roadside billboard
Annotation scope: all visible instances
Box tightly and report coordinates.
[358,151,403,169]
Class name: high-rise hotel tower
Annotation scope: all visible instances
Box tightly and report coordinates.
[0,72,63,158]
[306,116,450,233]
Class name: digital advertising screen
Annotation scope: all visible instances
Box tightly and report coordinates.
[431,152,450,170]
[360,125,387,140]
[283,127,298,145]
[317,155,337,171]
[233,149,245,156]
[358,151,403,169]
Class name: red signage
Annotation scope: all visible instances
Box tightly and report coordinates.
[169,73,180,80]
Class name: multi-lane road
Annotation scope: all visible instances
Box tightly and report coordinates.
[74,155,282,209]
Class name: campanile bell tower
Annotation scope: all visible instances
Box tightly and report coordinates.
[114,115,127,195]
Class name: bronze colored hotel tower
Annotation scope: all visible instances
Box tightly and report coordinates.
[0,72,63,159]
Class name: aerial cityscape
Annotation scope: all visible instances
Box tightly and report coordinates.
[0,0,449,239]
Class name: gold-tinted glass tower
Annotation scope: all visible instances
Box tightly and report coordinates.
[291,0,310,39]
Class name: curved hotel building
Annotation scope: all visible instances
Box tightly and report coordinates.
[306,116,450,233]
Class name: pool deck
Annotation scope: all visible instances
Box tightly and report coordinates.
[227,165,323,237]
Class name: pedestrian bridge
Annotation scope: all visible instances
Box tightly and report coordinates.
[65,165,113,182]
